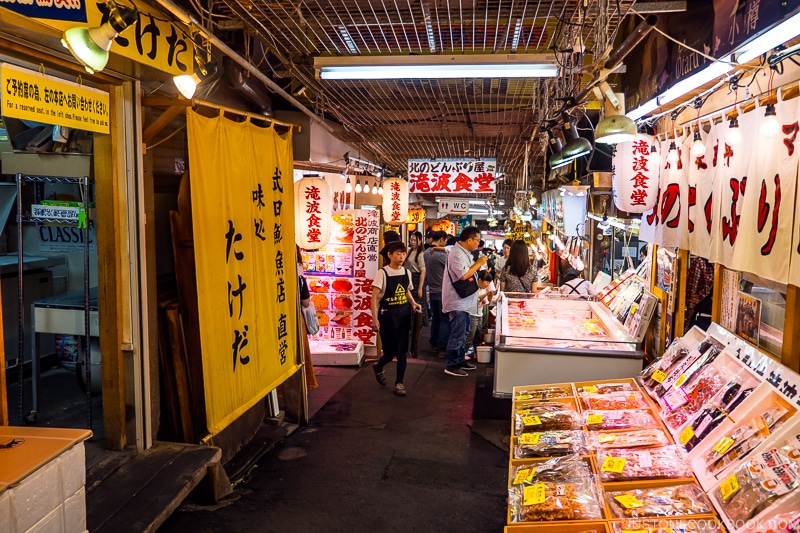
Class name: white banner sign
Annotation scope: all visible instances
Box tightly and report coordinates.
[438,198,470,215]
[408,158,497,194]
[32,204,82,221]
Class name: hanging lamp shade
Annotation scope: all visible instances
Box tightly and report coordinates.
[595,115,637,144]
[382,177,409,226]
[294,177,332,249]
[561,114,592,162]
[548,134,570,169]
[61,2,138,74]
[611,133,658,213]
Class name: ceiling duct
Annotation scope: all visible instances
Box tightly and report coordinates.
[222,56,273,117]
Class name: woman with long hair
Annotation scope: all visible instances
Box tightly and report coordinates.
[406,231,429,338]
[499,240,538,293]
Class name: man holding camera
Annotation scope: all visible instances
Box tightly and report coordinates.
[442,226,488,377]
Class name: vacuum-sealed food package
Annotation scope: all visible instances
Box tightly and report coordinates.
[510,454,593,485]
[597,445,692,481]
[717,445,800,523]
[606,483,712,518]
[514,430,588,458]
[583,409,659,430]
[641,339,691,391]
[509,479,604,521]
[660,366,733,430]
[589,428,671,449]
[577,382,635,395]
[580,391,651,411]
[514,403,581,435]
[610,520,722,532]
[515,385,573,401]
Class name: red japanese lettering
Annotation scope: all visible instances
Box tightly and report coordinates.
[353,312,373,328]
[722,178,745,245]
[431,173,452,192]
[687,185,696,233]
[758,174,781,256]
[694,155,707,170]
[632,140,649,155]
[452,173,473,192]
[473,172,494,192]
[631,172,649,188]
[352,328,374,344]
[783,122,799,157]
[630,189,648,205]
[704,193,713,234]
[661,183,681,228]
[632,156,649,172]
[354,295,371,310]
[304,185,321,200]
[724,145,734,167]
[356,278,374,294]
[307,227,321,242]
[712,139,719,167]
[645,187,661,226]
[409,173,431,193]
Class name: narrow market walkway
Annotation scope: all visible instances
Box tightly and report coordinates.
[160,337,512,533]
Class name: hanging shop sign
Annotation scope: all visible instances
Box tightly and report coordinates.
[1,63,109,134]
[294,176,332,250]
[1,0,87,22]
[408,158,496,194]
[405,208,425,224]
[303,209,379,350]
[39,1,194,76]
[382,177,408,226]
[187,109,298,435]
[438,198,469,215]
[611,133,658,213]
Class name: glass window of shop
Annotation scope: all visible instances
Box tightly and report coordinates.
[719,266,785,358]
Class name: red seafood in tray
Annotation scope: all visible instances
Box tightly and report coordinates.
[330,312,351,327]
[309,279,330,293]
[332,279,353,293]
[333,295,353,310]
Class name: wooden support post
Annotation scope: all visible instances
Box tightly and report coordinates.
[0,280,6,425]
[782,285,800,373]
[675,249,689,338]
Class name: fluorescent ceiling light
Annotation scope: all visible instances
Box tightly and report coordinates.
[735,10,800,64]
[657,55,733,106]
[315,54,558,80]
[627,98,658,121]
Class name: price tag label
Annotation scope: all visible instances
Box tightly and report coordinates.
[679,426,695,446]
[512,467,536,485]
[651,369,667,383]
[587,414,603,425]
[523,483,546,505]
[720,474,740,501]
[713,436,735,455]
[516,393,533,400]
[584,385,597,393]
[522,415,542,426]
[664,386,690,411]
[674,373,688,388]
[614,494,644,508]
[520,433,541,445]
[601,456,627,473]
[598,434,616,444]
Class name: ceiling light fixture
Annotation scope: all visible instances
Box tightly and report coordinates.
[726,117,741,146]
[344,177,353,193]
[371,182,378,194]
[560,113,593,162]
[690,129,706,157]
[657,55,733,106]
[61,0,138,74]
[314,54,558,80]
[627,98,658,121]
[173,53,218,99]
[761,103,780,137]
[667,141,680,164]
[734,11,800,64]
[596,115,637,144]
[354,178,362,193]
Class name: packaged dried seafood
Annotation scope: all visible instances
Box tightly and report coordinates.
[606,483,712,518]
[583,409,659,430]
[509,479,604,521]
[510,454,593,485]
[514,403,581,435]
[514,430,588,458]
[610,520,722,532]
[660,366,733,430]
[716,445,800,523]
[641,339,691,391]
[597,445,692,481]
[589,428,671,449]
[577,382,634,394]
[580,391,651,411]
[515,385,572,401]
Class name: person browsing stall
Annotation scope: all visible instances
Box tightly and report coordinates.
[371,241,422,396]
[424,231,450,357]
[442,226,488,376]
[559,268,598,297]
[499,240,539,293]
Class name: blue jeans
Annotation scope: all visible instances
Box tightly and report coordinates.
[429,292,450,350]
[445,310,470,369]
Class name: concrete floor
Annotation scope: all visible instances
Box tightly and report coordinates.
[160,341,512,533]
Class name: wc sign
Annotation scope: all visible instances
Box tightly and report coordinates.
[438,199,470,215]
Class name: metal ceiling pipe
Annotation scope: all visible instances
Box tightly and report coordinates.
[155,0,335,133]
[574,14,659,104]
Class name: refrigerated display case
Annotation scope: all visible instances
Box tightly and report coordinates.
[493,294,645,397]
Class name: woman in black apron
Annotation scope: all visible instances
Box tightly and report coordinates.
[371,242,421,396]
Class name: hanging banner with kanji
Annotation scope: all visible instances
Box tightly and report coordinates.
[302,209,380,354]
[187,110,297,435]
[408,158,497,194]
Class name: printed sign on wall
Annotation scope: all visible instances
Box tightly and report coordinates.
[1,63,109,134]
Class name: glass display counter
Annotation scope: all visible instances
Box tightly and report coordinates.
[493,293,644,398]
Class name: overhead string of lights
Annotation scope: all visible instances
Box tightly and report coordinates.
[339,152,387,195]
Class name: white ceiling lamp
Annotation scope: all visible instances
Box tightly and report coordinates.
[627,98,658,121]
[761,103,781,136]
[735,10,800,64]
[657,55,733,106]
[690,128,706,157]
[314,54,558,79]
[726,117,742,146]
[173,54,218,99]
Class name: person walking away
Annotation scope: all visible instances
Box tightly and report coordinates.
[465,271,495,358]
[424,231,449,358]
[499,240,538,293]
[494,239,512,281]
[371,242,421,396]
[559,268,599,297]
[442,226,488,376]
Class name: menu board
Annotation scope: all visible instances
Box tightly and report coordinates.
[303,209,380,354]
